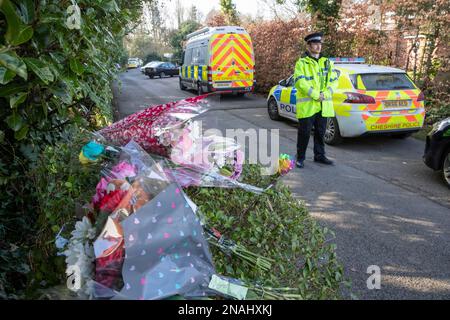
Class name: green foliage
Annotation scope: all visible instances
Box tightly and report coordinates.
[0,0,152,298]
[220,0,240,25]
[169,20,202,64]
[425,96,450,124]
[1,127,103,299]
[276,0,342,34]
[144,52,163,64]
[303,0,341,19]
[28,129,102,297]
[186,165,346,299]
[277,0,342,18]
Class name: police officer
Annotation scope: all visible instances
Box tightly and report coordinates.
[294,32,339,168]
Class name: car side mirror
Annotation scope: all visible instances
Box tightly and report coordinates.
[279,79,287,87]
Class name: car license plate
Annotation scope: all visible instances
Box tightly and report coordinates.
[214,82,232,88]
[383,100,410,109]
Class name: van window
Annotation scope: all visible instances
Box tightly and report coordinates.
[198,46,207,65]
[192,47,199,65]
[185,48,193,65]
[192,46,206,65]
[357,73,415,90]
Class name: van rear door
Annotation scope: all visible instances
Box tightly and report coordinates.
[210,33,254,88]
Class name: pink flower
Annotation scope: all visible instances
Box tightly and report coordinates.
[230,149,244,180]
[111,162,136,180]
[92,178,109,209]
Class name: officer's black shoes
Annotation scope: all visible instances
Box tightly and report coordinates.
[314,156,334,165]
[296,160,305,168]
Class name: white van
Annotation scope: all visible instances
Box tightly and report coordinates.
[179,26,255,95]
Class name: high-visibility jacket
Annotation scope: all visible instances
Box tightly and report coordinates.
[294,54,339,119]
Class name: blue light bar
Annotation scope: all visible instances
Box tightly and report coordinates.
[329,57,366,64]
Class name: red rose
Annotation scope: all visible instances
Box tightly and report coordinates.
[95,242,125,290]
[99,190,127,213]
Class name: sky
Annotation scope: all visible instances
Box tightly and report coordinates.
[161,0,275,28]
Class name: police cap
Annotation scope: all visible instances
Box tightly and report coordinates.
[304,32,323,43]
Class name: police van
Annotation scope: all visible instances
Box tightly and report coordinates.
[179,26,255,95]
[267,58,425,144]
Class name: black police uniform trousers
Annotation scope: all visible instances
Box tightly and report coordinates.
[296,110,327,161]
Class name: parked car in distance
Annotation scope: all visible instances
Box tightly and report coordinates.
[141,61,161,73]
[127,58,142,69]
[423,117,450,188]
[144,62,179,78]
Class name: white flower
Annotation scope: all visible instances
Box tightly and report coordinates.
[64,241,94,272]
[64,238,95,292]
[71,217,97,241]
[63,228,95,295]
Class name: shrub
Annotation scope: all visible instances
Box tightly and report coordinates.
[246,19,308,93]
[187,165,346,299]
[0,0,151,298]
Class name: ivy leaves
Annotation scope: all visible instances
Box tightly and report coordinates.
[0,67,16,84]
[69,59,85,76]
[24,58,55,84]
[0,0,34,46]
[0,52,27,80]
[9,92,28,109]
[0,0,155,299]
[0,0,35,124]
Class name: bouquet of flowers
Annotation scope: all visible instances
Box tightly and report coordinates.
[277,154,295,176]
[63,141,271,299]
[60,96,299,300]
[98,95,210,157]
[95,96,248,188]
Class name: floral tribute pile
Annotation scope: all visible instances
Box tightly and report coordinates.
[59,96,295,300]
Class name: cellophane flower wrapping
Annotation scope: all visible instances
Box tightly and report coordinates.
[77,141,217,299]
[97,95,210,157]
[94,95,261,192]
[64,95,271,299]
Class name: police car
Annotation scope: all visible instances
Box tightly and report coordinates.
[267,58,425,144]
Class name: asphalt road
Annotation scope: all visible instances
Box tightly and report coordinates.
[113,69,450,300]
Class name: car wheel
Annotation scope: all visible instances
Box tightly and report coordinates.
[148,75,154,79]
[267,97,280,121]
[324,117,343,145]
[442,149,450,189]
[170,75,174,77]
[179,78,187,91]
[160,72,165,78]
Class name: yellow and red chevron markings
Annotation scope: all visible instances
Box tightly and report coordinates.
[210,33,254,86]
[356,89,425,130]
